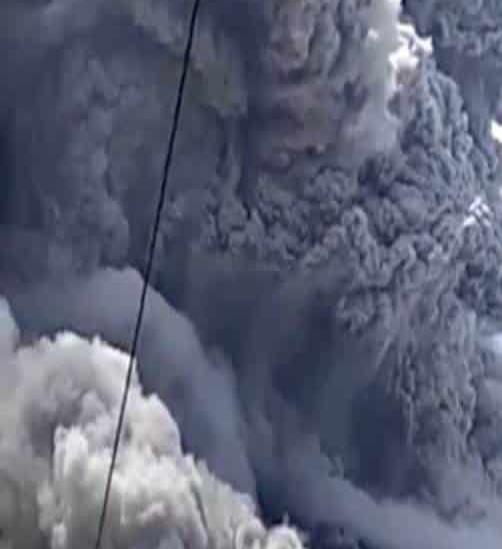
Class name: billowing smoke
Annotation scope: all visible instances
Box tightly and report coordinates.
[2,293,502,549]
[0,297,303,549]
[403,0,502,140]
[2,0,502,548]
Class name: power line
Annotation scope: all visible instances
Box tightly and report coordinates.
[93,0,202,547]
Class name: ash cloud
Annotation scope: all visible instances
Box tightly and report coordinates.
[2,1,502,548]
[403,0,502,140]
[2,296,502,549]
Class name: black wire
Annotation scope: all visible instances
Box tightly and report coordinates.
[93,1,202,547]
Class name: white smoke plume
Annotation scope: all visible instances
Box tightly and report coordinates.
[2,0,502,548]
[0,296,303,549]
[7,267,256,496]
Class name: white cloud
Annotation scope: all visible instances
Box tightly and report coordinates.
[0,298,302,549]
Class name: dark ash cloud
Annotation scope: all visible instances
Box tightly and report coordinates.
[2,1,502,548]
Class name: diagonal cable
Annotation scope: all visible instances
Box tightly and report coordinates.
[93,1,202,546]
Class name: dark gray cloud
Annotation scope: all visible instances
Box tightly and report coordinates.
[403,0,502,139]
[2,1,502,548]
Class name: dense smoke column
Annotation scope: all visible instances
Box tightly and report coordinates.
[152,1,502,528]
[2,1,502,548]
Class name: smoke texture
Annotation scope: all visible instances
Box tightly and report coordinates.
[2,293,502,549]
[2,0,502,548]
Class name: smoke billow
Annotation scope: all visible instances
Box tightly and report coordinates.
[2,0,502,548]
[0,297,303,549]
[2,291,502,549]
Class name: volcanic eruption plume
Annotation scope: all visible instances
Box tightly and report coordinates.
[2,1,502,548]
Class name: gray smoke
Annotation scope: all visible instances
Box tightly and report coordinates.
[403,0,502,140]
[2,0,502,548]
[2,287,502,549]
